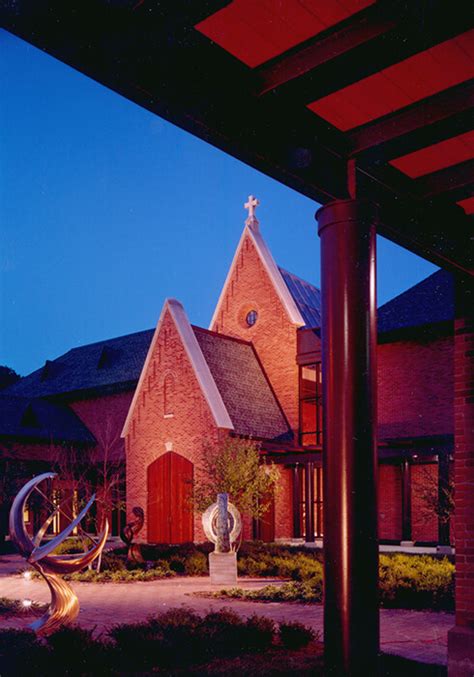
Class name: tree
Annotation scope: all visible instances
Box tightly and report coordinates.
[0,366,21,390]
[194,436,280,522]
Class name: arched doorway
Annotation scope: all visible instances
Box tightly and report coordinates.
[147,451,193,543]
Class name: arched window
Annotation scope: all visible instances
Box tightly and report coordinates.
[163,374,174,416]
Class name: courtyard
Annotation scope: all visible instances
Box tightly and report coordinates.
[0,551,453,668]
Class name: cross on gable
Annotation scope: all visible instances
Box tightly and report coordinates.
[244,194,260,229]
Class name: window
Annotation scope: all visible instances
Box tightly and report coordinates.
[299,363,323,446]
[163,374,174,416]
[246,309,258,326]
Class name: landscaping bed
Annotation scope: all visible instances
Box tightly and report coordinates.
[0,607,446,676]
[20,540,455,610]
[0,596,47,618]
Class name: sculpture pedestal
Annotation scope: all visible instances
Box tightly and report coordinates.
[209,552,237,586]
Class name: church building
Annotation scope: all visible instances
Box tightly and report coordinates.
[1,198,454,548]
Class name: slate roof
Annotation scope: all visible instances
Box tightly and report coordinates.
[279,267,321,328]
[6,329,155,399]
[0,395,96,443]
[377,270,454,334]
[193,327,293,442]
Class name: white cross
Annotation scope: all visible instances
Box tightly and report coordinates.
[244,195,260,228]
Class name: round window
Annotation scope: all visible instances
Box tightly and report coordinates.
[246,310,258,327]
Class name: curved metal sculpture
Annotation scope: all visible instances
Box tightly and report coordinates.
[9,472,108,635]
[202,498,241,551]
[120,506,145,563]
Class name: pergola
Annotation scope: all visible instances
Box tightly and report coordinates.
[2,1,473,673]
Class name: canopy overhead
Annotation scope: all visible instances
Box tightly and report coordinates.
[2,1,473,273]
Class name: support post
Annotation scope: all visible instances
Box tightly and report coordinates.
[438,452,450,547]
[304,462,315,543]
[448,276,474,676]
[401,459,412,543]
[292,465,302,538]
[316,200,379,675]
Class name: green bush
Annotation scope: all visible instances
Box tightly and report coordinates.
[51,537,88,555]
[0,597,47,617]
[184,550,208,575]
[46,626,115,675]
[279,621,316,649]
[379,554,454,610]
[67,565,174,583]
[0,629,48,675]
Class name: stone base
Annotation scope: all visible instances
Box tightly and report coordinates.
[209,551,237,586]
[448,626,474,677]
[400,540,415,547]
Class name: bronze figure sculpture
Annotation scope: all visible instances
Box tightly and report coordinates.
[121,506,145,562]
[9,472,108,635]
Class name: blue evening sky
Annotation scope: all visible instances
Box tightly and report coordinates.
[0,30,437,376]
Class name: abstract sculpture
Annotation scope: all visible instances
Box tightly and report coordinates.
[202,494,241,586]
[202,494,241,552]
[121,506,145,563]
[9,472,108,635]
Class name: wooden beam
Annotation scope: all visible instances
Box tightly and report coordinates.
[257,2,474,104]
[256,5,396,96]
[415,158,474,201]
[349,79,474,161]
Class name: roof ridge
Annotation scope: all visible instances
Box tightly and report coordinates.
[67,327,155,353]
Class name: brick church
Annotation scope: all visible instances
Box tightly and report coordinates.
[0,199,454,547]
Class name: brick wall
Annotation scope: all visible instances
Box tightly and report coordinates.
[125,308,222,542]
[211,231,299,433]
[453,314,474,626]
[378,335,453,438]
[378,464,402,540]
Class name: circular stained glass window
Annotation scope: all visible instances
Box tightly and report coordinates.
[246,310,258,327]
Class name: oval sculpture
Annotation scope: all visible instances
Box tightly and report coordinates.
[9,472,108,635]
[202,500,242,551]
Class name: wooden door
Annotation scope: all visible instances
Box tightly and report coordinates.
[147,452,193,543]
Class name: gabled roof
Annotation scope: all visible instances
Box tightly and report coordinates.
[122,299,234,436]
[377,270,454,334]
[194,328,293,442]
[279,267,321,328]
[5,329,154,399]
[0,395,95,444]
[210,224,306,329]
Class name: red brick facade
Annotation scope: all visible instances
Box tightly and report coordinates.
[378,336,454,438]
[453,314,474,627]
[211,231,300,432]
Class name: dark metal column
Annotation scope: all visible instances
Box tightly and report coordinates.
[292,465,302,538]
[316,200,379,675]
[401,459,412,542]
[438,452,451,547]
[304,462,315,543]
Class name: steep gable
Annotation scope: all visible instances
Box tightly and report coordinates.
[210,224,305,332]
[122,299,233,437]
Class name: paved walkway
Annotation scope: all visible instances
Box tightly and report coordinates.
[0,554,453,667]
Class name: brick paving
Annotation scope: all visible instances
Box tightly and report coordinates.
[0,554,453,667]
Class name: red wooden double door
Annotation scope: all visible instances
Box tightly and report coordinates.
[147,451,194,543]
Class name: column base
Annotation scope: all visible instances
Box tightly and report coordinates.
[448,626,474,677]
[400,540,414,547]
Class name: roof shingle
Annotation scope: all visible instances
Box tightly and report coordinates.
[193,328,292,442]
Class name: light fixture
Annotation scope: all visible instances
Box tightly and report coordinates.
[22,598,33,608]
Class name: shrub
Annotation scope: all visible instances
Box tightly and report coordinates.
[0,629,47,675]
[379,554,454,610]
[46,626,115,675]
[279,621,316,649]
[243,614,275,652]
[0,597,47,617]
[51,537,87,555]
[67,565,174,583]
[184,551,208,575]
